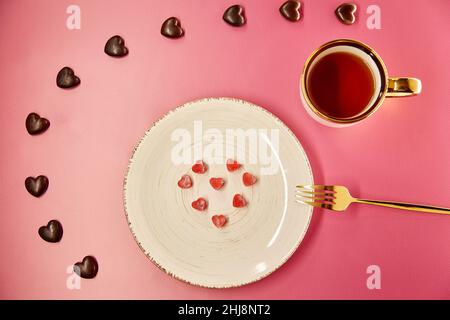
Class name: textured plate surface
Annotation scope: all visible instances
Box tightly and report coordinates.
[124,98,313,288]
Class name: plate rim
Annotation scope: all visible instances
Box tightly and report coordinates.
[123,97,314,289]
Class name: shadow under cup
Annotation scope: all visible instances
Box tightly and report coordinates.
[300,39,421,127]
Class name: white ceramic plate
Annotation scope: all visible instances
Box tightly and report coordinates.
[124,98,313,288]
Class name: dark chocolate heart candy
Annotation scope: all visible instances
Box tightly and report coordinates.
[38,220,63,243]
[161,17,184,39]
[280,1,302,22]
[335,3,357,25]
[26,112,50,135]
[223,5,246,27]
[25,175,49,197]
[104,35,129,57]
[74,256,98,279]
[56,67,80,89]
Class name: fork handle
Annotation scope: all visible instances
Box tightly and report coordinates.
[355,199,450,215]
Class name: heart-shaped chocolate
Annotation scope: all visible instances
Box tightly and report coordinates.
[56,67,80,89]
[223,5,246,27]
[335,3,357,25]
[25,175,49,197]
[161,17,184,39]
[104,35,129,57]
[38,220,63,243]
[26,112,50,135]
[74,256,98,279]
[280,1,302,22]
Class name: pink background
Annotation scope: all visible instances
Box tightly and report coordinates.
[0,0,449,299]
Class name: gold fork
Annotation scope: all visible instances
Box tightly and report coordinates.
[296,185,450,215]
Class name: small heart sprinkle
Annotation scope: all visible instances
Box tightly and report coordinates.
[177,174,193,189]
[226,159,241,172]
[191,197,208,211]
[212,215,227,228]
[243,172,257,186]
[192,160,208,174]
[233,194,247,208]
[210,177,225,190]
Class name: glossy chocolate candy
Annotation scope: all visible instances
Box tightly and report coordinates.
[335,3,357,25]
[161,17,184,39]
[26,113,50,135]
[280,1,302,22]
[25,175,49,197]
[74,256,99,279]
[38,220,63,243]
[223,5,246,27]
[56,67,80,88]
[104,35,129,57]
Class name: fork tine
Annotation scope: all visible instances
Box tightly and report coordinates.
[295,189,336,197]
[296,189,335,197]
[295,194,335,203]
[295,200,334,210]
[297,185,335,191]
[296,185,315,191]
[295,200,326,208]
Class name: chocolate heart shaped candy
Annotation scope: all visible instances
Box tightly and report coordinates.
[161,17,184,39]
[104,35,129,57]
[26,112,50,135]
[223,5,246,27]
[74,256,98,279]
[280,1,302,22]
[335,3,357,25]
[38,220,63,243]
[56,67,80,88]
[25,175,49,197]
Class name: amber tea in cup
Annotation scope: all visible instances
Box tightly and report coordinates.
[307,51,376,119]
[300,39,422,127]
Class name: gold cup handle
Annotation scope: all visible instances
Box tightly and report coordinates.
[386,77,422,97]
